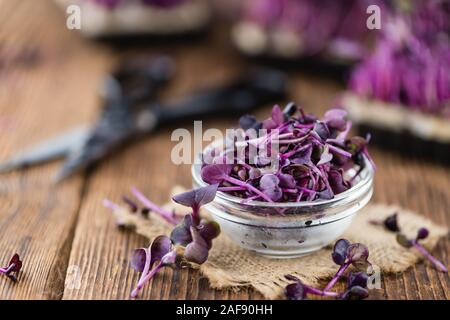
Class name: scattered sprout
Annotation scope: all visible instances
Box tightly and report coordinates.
[130,236,177,298]
[371,213,448,273]
[0,253,22,282]
[396,228,448,273]
[104,184,220,298]
[325,239,370,291]
[131,186,179,225]
[285,239,371,300]
[284,275,339,300]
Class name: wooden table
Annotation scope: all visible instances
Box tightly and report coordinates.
[0,0,448,300]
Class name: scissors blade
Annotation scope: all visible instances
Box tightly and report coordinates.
[0,125,90,173]
[53,105,147,183]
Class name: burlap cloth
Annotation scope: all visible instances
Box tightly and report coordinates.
[112,186,448,299]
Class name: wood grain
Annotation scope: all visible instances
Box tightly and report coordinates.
[0,0,110,299]
[0,0,448,300]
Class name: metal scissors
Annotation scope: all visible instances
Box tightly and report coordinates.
[0,56,286,183]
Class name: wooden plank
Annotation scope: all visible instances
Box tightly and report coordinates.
[0,0,111,299]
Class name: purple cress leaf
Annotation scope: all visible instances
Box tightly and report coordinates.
[172,184,218,210]
[184,227,209,264]
[331,239,351,266]
[260,174,282,201]
[170,214,194,246]
[347,271,368,289]
[130,248,148,273]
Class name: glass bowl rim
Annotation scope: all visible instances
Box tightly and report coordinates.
[192,153,374,209]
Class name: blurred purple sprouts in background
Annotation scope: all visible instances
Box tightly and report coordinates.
[350,0,450,117]
[234,0,386,60]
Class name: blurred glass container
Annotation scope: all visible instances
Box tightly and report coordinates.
[55,0,211,38]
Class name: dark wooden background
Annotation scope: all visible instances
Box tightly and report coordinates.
[0,0,448,300]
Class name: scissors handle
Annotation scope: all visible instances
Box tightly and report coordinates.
[139,68,286,130]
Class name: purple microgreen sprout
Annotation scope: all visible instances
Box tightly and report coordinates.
[396,228,448,273]
[371,213,448,273]
[131,186,179,225]
[285,239,371,300]
[105,185,221,298]
[369,212,400,232]
[0,253,22,282]
[170,186,220,263]
[284,275,339,300]
[130,235,176,298]
[325,239,370,291]
[172,184,218,225]
[285,271,369,300]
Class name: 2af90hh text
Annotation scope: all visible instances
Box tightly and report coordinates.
[176,304,273,317]
[220,304,272,315]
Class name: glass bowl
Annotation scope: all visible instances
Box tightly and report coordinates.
[192,155,374,259]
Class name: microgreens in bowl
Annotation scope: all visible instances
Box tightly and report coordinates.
[104,184,220,298]
[372,214,448,273]
[0,253,22,282]
[201,103,374,204]
[285,239,371,300]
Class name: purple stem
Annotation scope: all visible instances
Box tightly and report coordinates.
[131,187,178,225]
[280,144,310,159]
[131,261,164,298]
[218,186,247,192]
[413,241,448,273]
[103,198,120,211]
[328,144,352,158]
[306,286,340,297]
[0,263,16,276]
[223,176,274,203]
[276,135,309,145]
[323,262,350,291]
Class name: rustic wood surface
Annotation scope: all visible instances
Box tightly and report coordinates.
[0,0,448,300]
